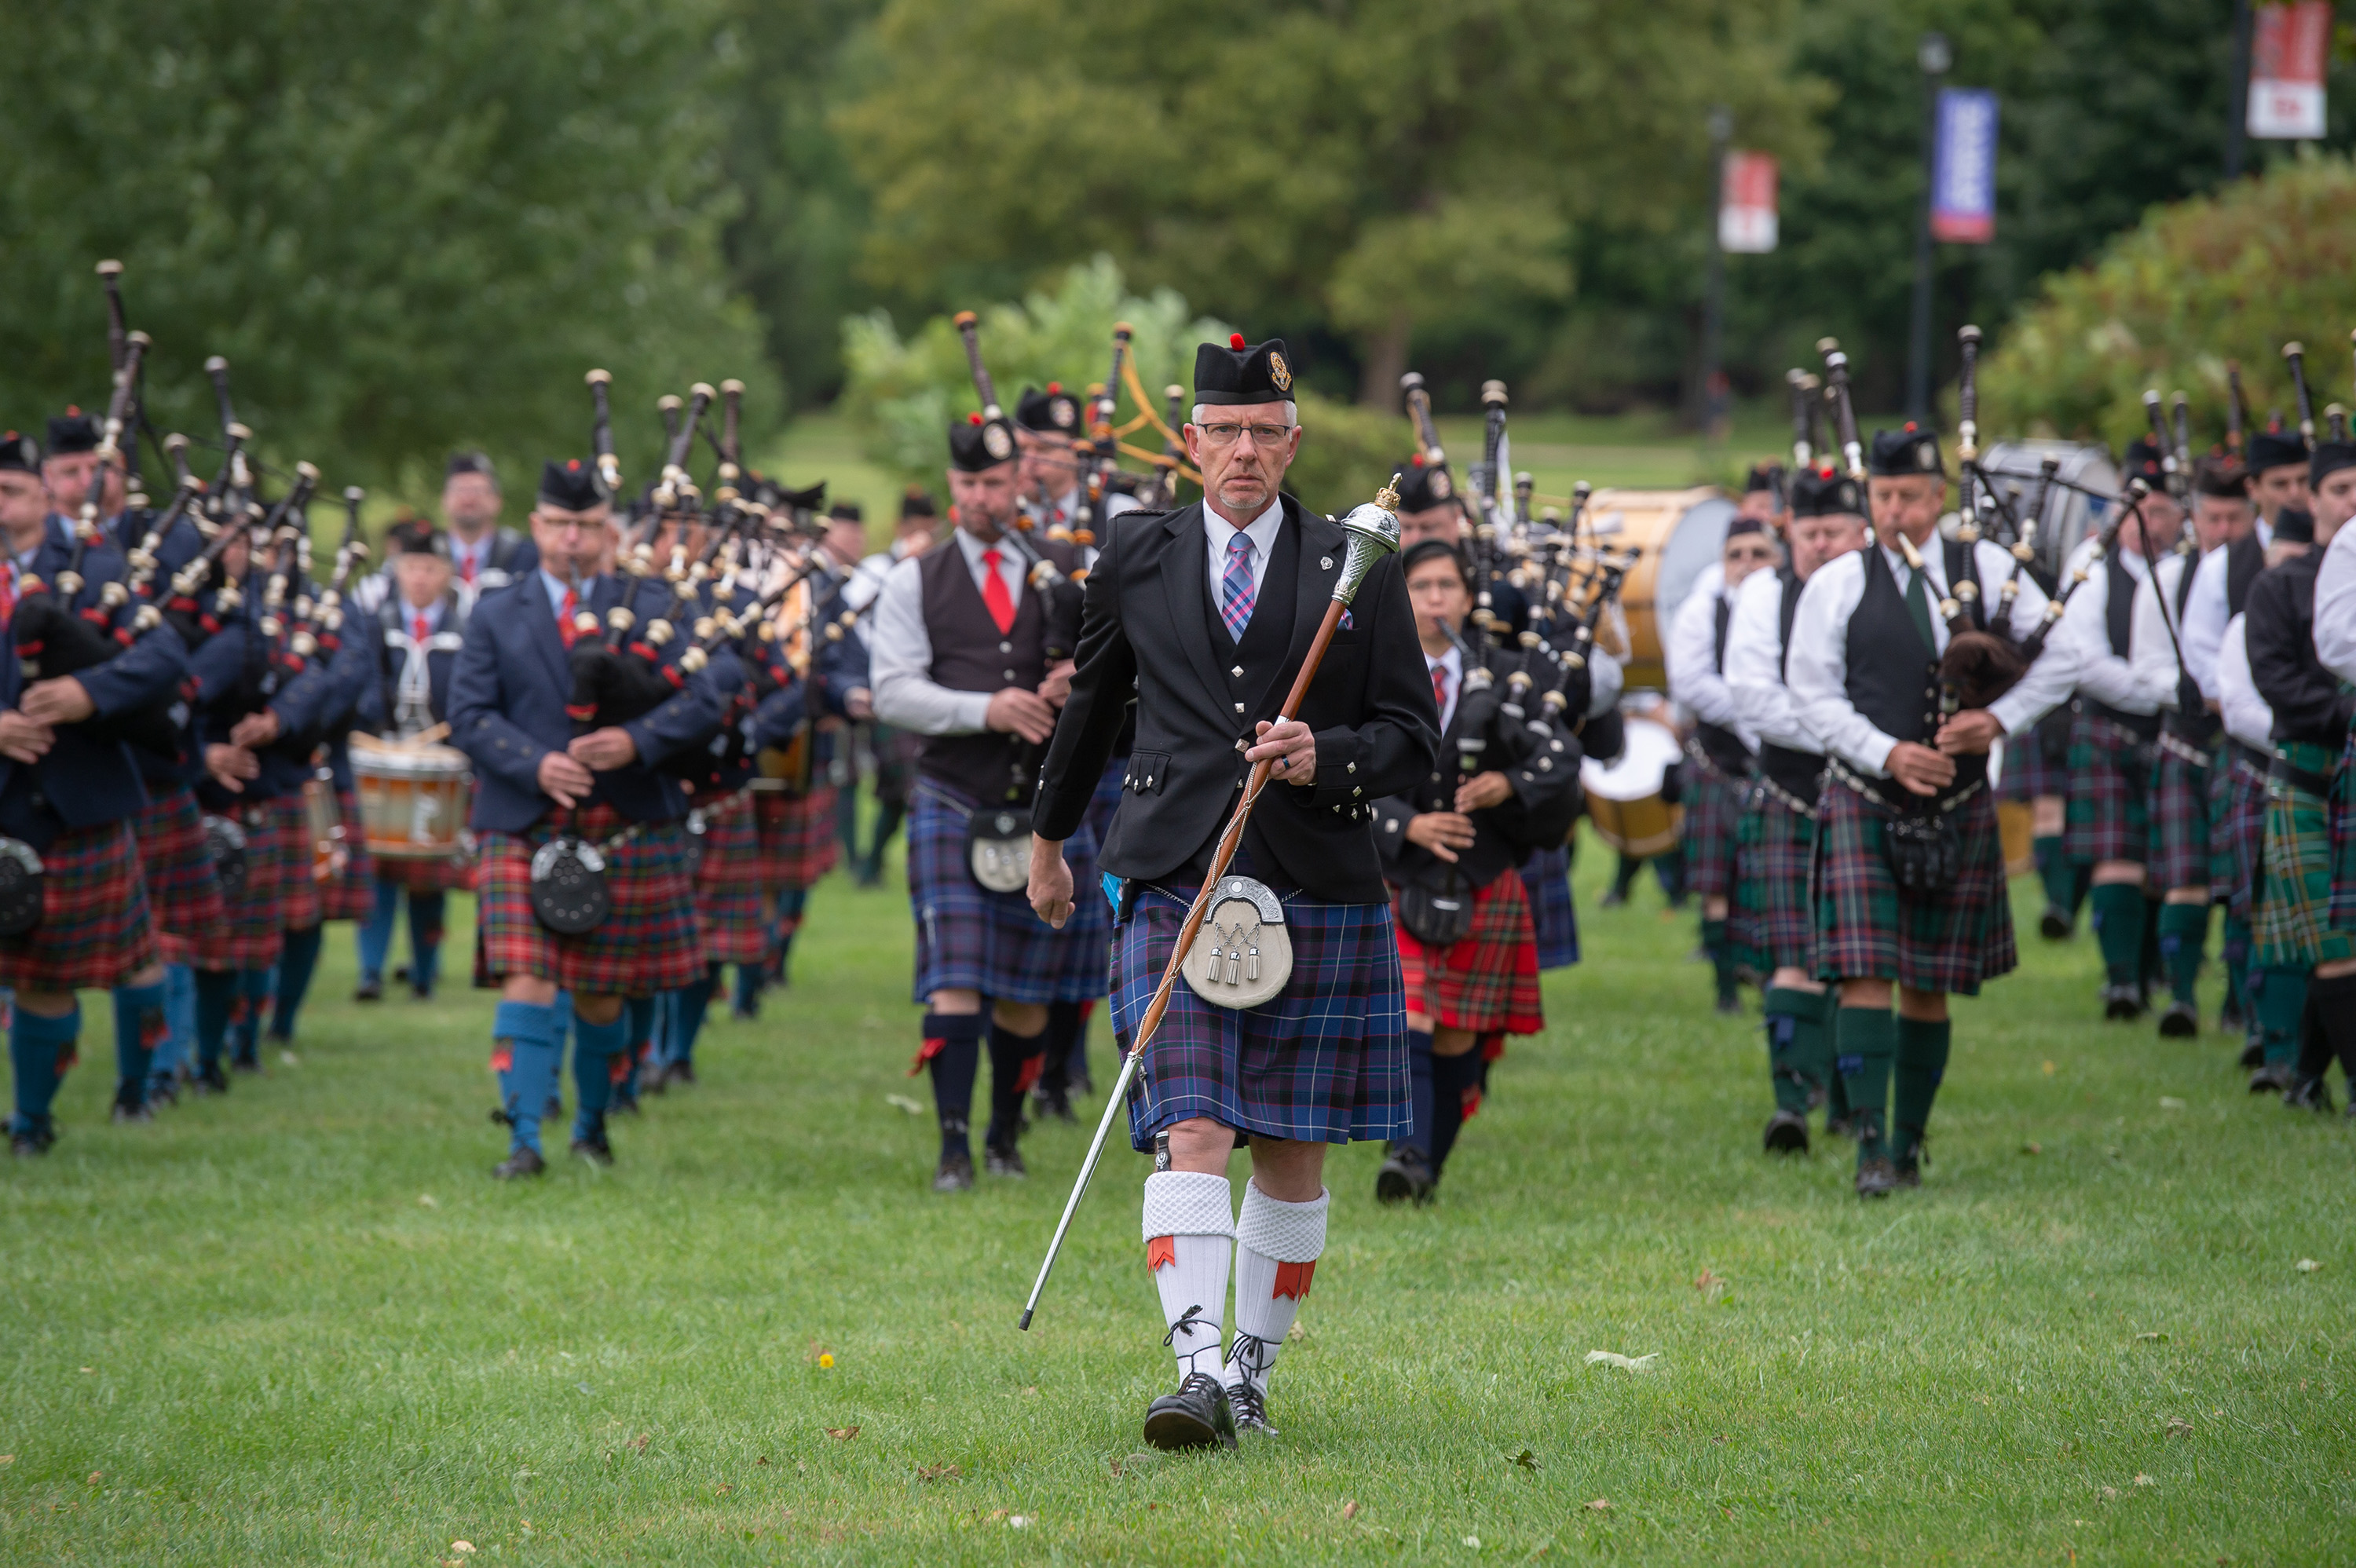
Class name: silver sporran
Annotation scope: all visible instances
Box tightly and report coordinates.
[1180,875,1293,1010]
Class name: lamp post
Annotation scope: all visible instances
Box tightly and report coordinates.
[1699,104,1732,441]
[1907,31,1951,425]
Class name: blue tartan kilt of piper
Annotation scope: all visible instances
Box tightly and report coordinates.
[1681,747,1743,899]
[2149,740,2214,893]
[2211,752,2269,920]
[2332,731,2356,934]
[1049,761,1124,1000]
[1516,842,1579,970]
[1113,882,1410,1151]
[2063,710,2155,867]
[1813,776,2017,996]
[1734,783,1816,977]
[907,781,1101,1006]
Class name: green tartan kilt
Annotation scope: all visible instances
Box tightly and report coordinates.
[1813,777,2017,996]
[2253,740,2356,970]
[2333,731,2356,934]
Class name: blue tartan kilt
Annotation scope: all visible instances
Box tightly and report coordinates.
[1050,760,1124,998]
[1113,884,1410,1150]
[1516,842,1579,970]
[2211,754,2269,920]
[907,784,1102,1005]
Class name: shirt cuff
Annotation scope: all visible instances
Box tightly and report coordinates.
[949,692,993,733]
[1988,692,2038,739]
[1857,730,1899,776]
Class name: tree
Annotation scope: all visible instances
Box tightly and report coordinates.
[834,0,1824,407]
[0,0,774,500]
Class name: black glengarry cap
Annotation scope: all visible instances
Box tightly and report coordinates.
[1194,333,1294,408]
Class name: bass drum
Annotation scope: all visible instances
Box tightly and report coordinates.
[1969,440,2120,582]
[1579,713,1685,857]
[1581,487,1739,692]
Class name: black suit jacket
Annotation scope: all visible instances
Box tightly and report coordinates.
[1034,497,1439,903]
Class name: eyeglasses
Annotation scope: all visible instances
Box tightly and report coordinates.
[1725,543,1777,564]
[1195,422,1297,448]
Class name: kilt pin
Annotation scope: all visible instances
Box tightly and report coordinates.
[1733,784,1818,977]
[1393,868,1543,1036]
[1813,779,2017,996]
[0,821,158,994]
[472,804,704,996]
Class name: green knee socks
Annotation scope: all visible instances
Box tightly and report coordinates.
[1703,916,1738,1003]
[2034,835,2073,912]
[1763,987,1823,1115]
[2254,966,2310,1067]
[2089,883,2149,988]
[1835,1007,1896,1160]
[2156,902,2209,1007]
[1893,1015,1952,1154]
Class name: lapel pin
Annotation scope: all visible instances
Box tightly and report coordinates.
[1320,556,1333,570]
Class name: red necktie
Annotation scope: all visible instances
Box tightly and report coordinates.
[459,548,477,584]
[1431,663,1450,716]
[980,549,1017,636]
[558,587,580,649]
[412,614,429,645]
[0,562,15,627]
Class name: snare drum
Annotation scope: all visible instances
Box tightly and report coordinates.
[1579,715,1685,857]
[353,743,473,860]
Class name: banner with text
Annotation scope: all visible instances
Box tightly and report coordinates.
[1930,89,1999,244]
[2248,1,2332,140]
[1718,151,1778,254]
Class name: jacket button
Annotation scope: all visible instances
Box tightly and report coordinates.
[1004,669,1018,681]
[1235,703,1246,714]
[1000,641,1013,653]
[1346,761,1356,773]
[1431,772,1441,783]
[1352,786,1362,796]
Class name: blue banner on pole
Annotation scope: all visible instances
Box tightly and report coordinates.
[1930,88,1999,244]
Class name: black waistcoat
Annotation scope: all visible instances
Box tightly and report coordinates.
[1844,544,1985,798]
[1693,590,1753,773]
[1186,518,1301,883]
[916,542,1049,805]
[2084,551,2162,737]
[2225,528,2265,620]
[1757,566,1826,801]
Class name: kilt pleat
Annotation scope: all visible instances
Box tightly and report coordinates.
[1394,867,1543,1035]
[2211,755,2268,919]
[692,792,767,965]
[1997,711,2070,801]
[907,784,1099,1004]
[0,820,157,992]
[319,787,377,920]
[2332,731,2356,934]
[1733,785,1816,975]
[2149,747,2214,893]
[1113,886,1409,1150]
[212,802,299,971]
[1813,778,2016,996]
[753,786,839,892]
[270,797,324,931]
[1516,843,1579,970]
[2062,712,2153,867]
[2254,741,2356,969]
[472,805,703,996]
[1681,753,1743,898]
[127,786,225,945]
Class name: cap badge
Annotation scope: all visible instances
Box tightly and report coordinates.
[982,422,1013,460]
[1267,350,1293,393]
[1917,440,1935,469]
[1052,401,1075,429]
[1429,468,1453,500]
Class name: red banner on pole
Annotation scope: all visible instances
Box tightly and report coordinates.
[1718,151,1778,254]
[2249,1,2332,140]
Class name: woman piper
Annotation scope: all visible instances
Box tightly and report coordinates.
[1369,539,1580,1204]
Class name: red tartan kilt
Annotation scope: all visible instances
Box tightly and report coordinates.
[471,805,703,996]
[269,797,325,930]
[0,821,157,992]
[213,802,300,970]
[128,787,226,946]
[694,790,763,890]
[1392,868,1544,1036]
[752,786,838,891]
[374,852,477,892]
[320,787,377,919]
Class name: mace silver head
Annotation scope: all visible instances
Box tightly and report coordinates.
[1333,475,1403,605]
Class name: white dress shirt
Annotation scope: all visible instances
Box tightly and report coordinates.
[869,526,1036,736]
[2058,534,2155,715]
[2177,518,2272,700]
[1202,499,1283,612]
[2129,548,2201,712]
[1787,536,2075,777]
[1725,567,1816,752]
[1423,642,1464,733]
[2314,519,2356,683]
[2216,613,2274,751]
[1665,561,1754,744]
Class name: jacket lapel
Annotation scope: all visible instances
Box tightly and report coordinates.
[1158,504,1232,722]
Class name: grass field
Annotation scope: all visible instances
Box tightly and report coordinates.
[5,824,2353,1566]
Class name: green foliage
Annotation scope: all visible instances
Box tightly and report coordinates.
[840,258,1399,515]
[0,0,774,502]
[1976,155,2356,448]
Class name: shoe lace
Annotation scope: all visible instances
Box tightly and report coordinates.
[1227,1379,1269,1427]
[1226,1329,1279,1382]
[1162,1303,1213,1349]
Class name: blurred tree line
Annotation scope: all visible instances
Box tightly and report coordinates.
[3,0,2351,508]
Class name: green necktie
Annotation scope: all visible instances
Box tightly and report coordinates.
[1903,563,1937,654]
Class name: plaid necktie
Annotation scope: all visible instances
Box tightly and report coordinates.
[980,549,1017,635]
[558,587,580,649]
[1430,662,1450,720]
[1220,532,1256,639]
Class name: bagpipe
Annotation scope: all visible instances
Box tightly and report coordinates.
[950,311,1087,663]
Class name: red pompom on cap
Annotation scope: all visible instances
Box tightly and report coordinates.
[1046,381,1061,394]
[1410,452,1425,466]
[1229,333,1246,349]
[968,411,983,425]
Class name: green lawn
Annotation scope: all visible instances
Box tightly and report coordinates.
[5,825,2351,1565]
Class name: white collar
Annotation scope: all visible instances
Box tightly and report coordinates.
[1205,497,1283,554]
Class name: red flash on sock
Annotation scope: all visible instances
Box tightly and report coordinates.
[607,1054,633,1084]
[489,1044,514,1073]
[1015,1051,1047,1094]
[1462,1086,1484,1120]
[1146,1235,1177,1272]
[54,1046,78,1077]
[1271,1260,1316,1300]
[139,1009,170,1049]
[909,1037,946,1076]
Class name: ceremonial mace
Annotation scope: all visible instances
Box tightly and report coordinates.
[1018,480,1405,1331]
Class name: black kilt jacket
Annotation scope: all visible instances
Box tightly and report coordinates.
[1033,497,1439,905]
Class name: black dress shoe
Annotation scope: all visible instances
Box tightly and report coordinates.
[2239,1039,2266,1069]
[231,1053,262,1073]
[1822,1113,1856,1140]
[112,1098,155,1124]
[10,1130,44,1157]
[571,1135,616,1167]
[1853,1157,1898,1197]
[353,979,383,1003]
[2285,1075,2337,1113]
[145,1078,179,1109]
[544,1094,564,1120]
[1032,1084,1075,1123]
[1226,1380,1279,1436]
[1893,1139,1926,1188]
[1142,1372,1238,1452]
[2102,983,2146,1021]
[1762,1110,1809,1154]
[192,1062,231,1095]
[2219,1000,2246,1033]
[1714,993,1743,1016]
[2248,1062,2297,1095]
[411,981,434,1001]
[932,1150,975,1192]
[492,1146,547,1179]
[2039,903,2072,940]
[663,1061,697,1088]
[985,1142,1027,1179]
[1374,1146,1436,1205]
[2157,1000,2199,1038]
